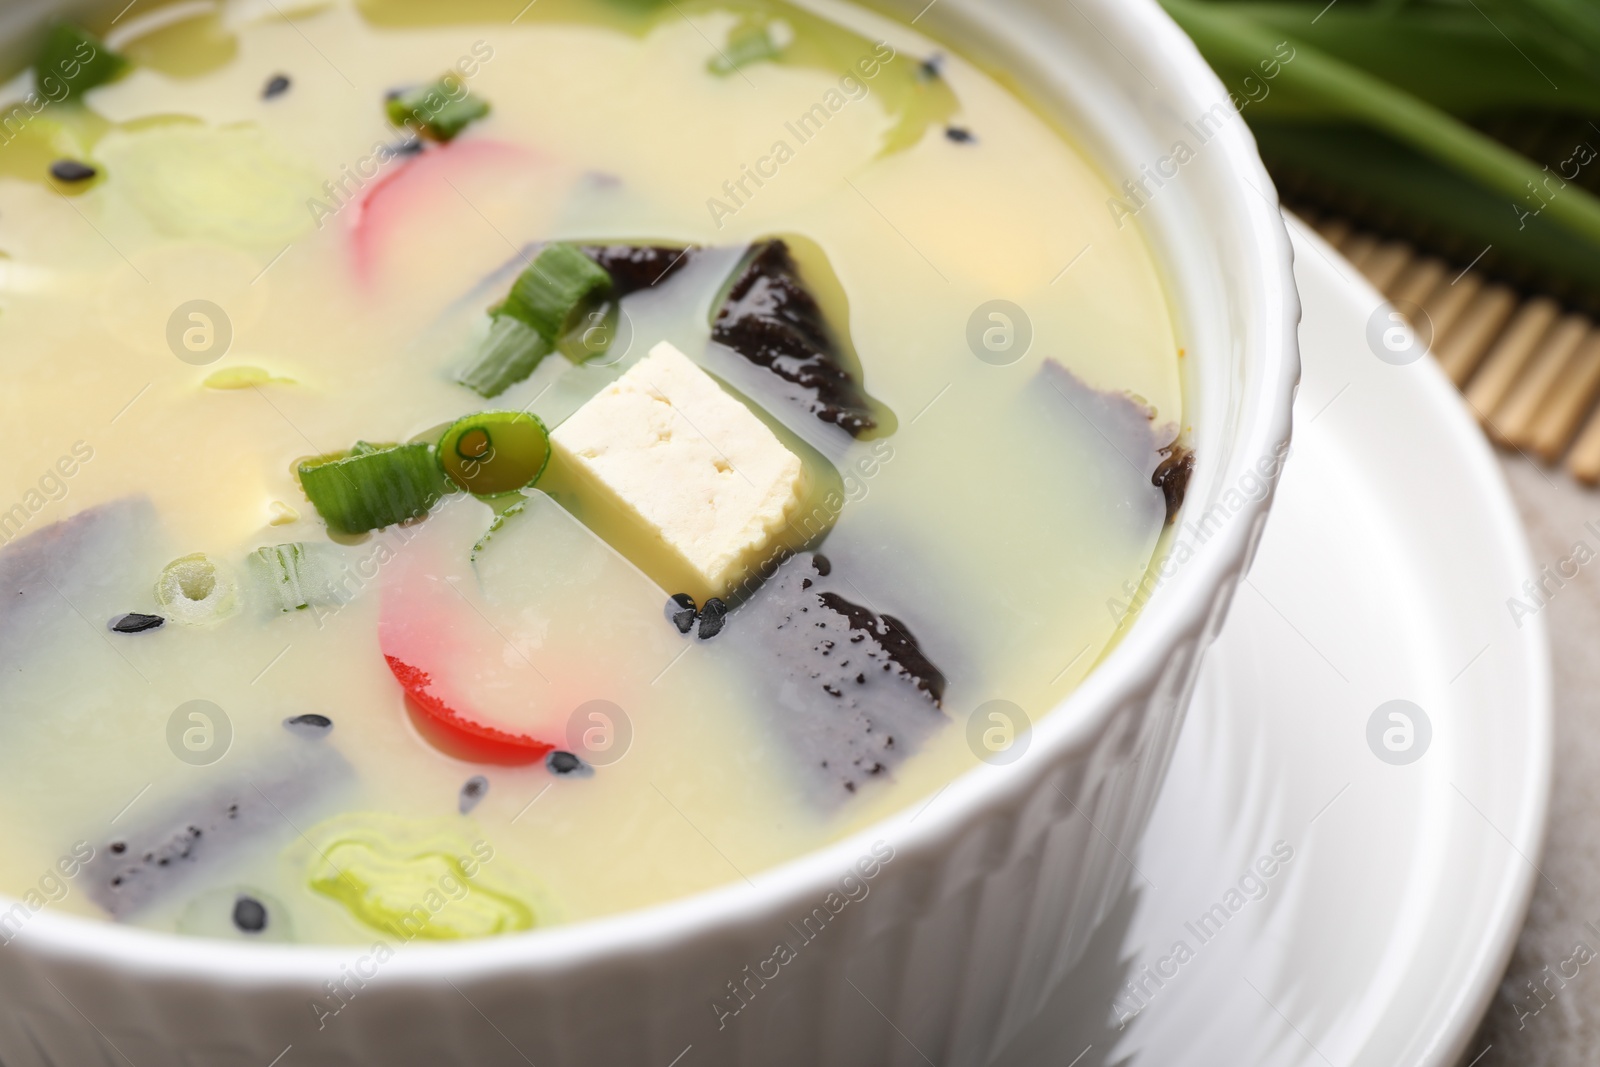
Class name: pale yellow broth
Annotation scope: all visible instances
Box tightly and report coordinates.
[0,0,1181,942]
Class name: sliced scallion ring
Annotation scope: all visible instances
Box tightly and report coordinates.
[437,411,550,496]
[35,24,127,99]
[298,441,445,534]
[458,315,552,399]
[249,543,318,612]
[498,242,613,342]
[385,77,490,143]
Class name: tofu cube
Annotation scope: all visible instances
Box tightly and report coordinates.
[550,341,807,601]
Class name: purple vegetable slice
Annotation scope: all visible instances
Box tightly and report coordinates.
[81,739,351,919]
[723,553,946,803]
[1035,359,1189,524]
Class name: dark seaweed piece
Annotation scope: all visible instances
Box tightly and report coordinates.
[283,713,333,736]
[109,612,164,634]
[816,593,945,704]
[945,127,976,144]
[697,597,728,640]
[580,245,694,295]
[262,73,291,99]
[546,750,592,777]
[724,554,946,802]
[459,774,489,813]
[711,239,881,437]
[666,593,697,634]
[232,895,268,933]
[50,160,96,183]
[1152,445,1194,525]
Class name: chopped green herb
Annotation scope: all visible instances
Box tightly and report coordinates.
[458,316,552,399]
[35,24,127,100]
[709,18,788,75]
[438,412,550,496]
[471,499,527,563]
[202,366,295,390]
[248,543,318,612]
[459,243,616,397]
[155,553,239,625]
[298,442,445,534]
[385,76,490,143]
[305,815,537,939]
[498,242,613,341]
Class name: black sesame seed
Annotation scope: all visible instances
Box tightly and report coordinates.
[50,160,96,183]
[390,137,425,156]
[919,54,944,79]
[666,593,697,634]
[697,597,728,640]
[811,554,831,576]
[945,126,976,144]
[233,895,268,934]
[284,713,333,736]
[109,612,164,634]
[262,73,291,99]
[546,750,592,776]
[459,775,489,814]
[110,841,126,855]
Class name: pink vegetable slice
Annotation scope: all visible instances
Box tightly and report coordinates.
[346,138,531,289]
[377,507,559,765]
[383,655,553,765]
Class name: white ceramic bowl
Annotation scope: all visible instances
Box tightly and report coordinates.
[0,1,1299,1064]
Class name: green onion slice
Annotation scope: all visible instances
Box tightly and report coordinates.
[709,18,787,76]
[458,315,552,399]
[556,299,622,363]
[459,243,615,396]
[498,242,614,341]
[438,412,550,496]
[386,77,490,143]
[471,498,527,563]
[155,553,239,625]
[35,24,127,99]
[249,543,318,612]
[298,441,445,534]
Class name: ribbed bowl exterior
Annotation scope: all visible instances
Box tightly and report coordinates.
[0,575,1242,1067]
[0,0,1299,1062]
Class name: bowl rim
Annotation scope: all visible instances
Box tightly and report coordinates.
[3,0,1301,985]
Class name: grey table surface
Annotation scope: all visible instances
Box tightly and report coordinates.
[1460,456,1600,1066]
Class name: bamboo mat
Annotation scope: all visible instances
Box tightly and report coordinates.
[1301,212,1600,486]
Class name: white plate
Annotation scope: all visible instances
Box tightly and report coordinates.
[993,217,1552,1067]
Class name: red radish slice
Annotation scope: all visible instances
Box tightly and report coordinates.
[384,655,552,765]
[378,501,561,764]
[377,495,681,766]
[347,138,531,289]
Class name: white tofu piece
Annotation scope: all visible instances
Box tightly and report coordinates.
[550,341,807,600]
